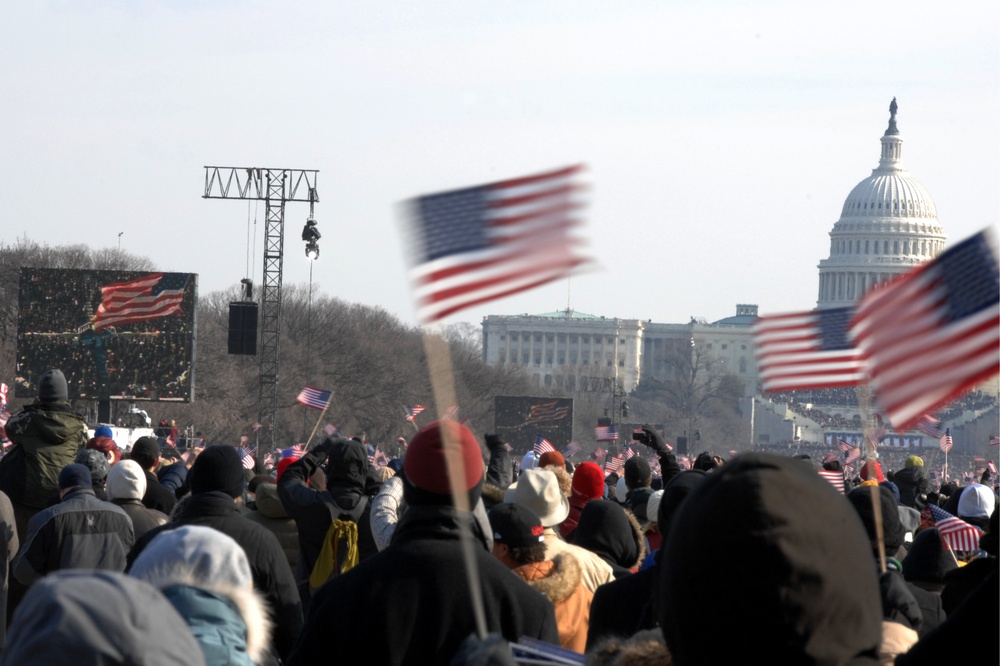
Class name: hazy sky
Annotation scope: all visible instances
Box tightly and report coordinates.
[3,2,997,328]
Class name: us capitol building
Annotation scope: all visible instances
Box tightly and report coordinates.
[482,100,948,401]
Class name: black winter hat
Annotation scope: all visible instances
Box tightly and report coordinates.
[847,484,905,553]
[38,369,68,402]
[189,446,246,498]
[130,437,161,470]
[623,456,651,489]
[901,528,958,590]
[657,470,707,539]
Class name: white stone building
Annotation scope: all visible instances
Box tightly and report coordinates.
[816,98,946,308]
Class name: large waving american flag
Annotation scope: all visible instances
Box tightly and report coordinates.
[404,165,592,323]
[752,307,865,392]
[850,230,999,431]
[91,272,188,331]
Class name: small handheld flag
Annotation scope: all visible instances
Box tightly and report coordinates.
[297,386,333,411]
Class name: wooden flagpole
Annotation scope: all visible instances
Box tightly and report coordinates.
[304,396,334,450]
[421,330,488,640]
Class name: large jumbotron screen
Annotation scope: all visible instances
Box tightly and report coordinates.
[494,395,574,453]
[16,268,197,402]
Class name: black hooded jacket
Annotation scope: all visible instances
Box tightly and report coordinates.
[569,499,644,579]
[277,438,377,599]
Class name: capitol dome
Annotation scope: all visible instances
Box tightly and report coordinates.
[816,99,946,309]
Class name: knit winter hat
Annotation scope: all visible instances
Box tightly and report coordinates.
[504,468,570,528]
[901,528,958,590]
[957,484,995,521]
[107,460,147,501]
[94,425,114,439]
[660,453,881,665]
[905,455,924,468]
[571,462,605,501]
[275,457,297,483]
[624,456,652,489]
[657,470,707,539]
[130,525,253,590]
[189,445,246,498]
[538,450,565,470]
[488,502,545,549]
[630,487,655,523]
[74,448,109,484]
[130,437,161,470]
[847,484,905,553]
[38,369,68,402]
[58,463,92,491]
[403,420,484,503]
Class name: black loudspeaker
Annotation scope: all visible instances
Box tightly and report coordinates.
[228,302,258,355]
[676,436,688,455]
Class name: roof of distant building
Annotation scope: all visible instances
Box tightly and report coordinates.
[532,309,599,319]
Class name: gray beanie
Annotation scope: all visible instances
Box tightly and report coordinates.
[38,369,68,402]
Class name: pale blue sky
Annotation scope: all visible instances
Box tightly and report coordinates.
[2,2,997,327]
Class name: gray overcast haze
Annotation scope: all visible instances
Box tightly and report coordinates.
[2,2,997,328]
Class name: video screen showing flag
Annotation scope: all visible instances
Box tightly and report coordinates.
[494,396,573,453]
[16,268,197,402]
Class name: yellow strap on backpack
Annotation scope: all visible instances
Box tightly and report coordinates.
[310,519,359,592]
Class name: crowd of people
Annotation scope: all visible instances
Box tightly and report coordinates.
[0,368,994,664]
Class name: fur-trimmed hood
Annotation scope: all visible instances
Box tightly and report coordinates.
[158,575,273,664]
[516,553,582,604]
[481,482,507,510]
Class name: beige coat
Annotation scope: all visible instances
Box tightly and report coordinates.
[543,527,614,593]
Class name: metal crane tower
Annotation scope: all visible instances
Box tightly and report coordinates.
[203,167,319,453]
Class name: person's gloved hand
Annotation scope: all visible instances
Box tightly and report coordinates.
[638,424,671,453]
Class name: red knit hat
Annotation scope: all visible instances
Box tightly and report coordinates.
[572,461,605,500]
[404,420,484,495]
[859,460,885,483]
[276,457,296,483]
[538,450,565,469]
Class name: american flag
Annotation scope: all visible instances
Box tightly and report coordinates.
[404,165,592,323]
[524,400,570,425]
[263,452,275,468]
[837,438,853,454]
[297,386,333,410]
[236,447,255,470]
[648,455,661,477]
[677,456,692,471]
[563,441,582,458]
[988,461,997,476]
[864,424,886,446]
[990,435,1000,447]
[927,504,983,552]
[621,447,635,461]
[324,424,339,437]
[0,383,7,409]
[752,307,865,392]
[252,422,263,433]
[533,436,556,456]
[372,447,389,469]
[845,447,861,465]
[818,469,846,494]
[915,414,943,439]
[939,429,953,454]
[592,446,607,461]
[595,423,619,441]
[850,230,1000,431]
[91,272,188,331]
[405,405,426,422]
[604,455,624,477]
[843,463,855,479]
[282,445,305,460]
[165,435,176,448]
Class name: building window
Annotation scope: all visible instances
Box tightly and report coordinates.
[582,357,589,365]
[522,352,529,364]
[557,356,564,365]
[498,351,506,363]
[510,333,518,341]
[721,344,728,350]
[546,334,554,342]
[581,335,589,343]
[619,338,625,344]
[883,241,889,254]
[534,353,541,364]
[741,344,746,350]
[544,375,552,387]
[618,359,625,367]
[607,360,613,367]
[865,240,869,254]
[499,334,505,341]
[706,343,713,349]
[739,357,747,373]
[606,337,614,344]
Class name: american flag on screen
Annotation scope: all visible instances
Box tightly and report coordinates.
[91,272,188,331]
[297,386,332,411]
[533,436,555,456]
[405,405,426,422]
[753,307,866,392]
[404,165,592,323]
[927,504,983,552]
[595,423,619,441]
[850,230,1000,431]
[523,400,570,425]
